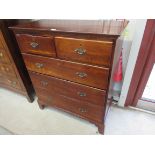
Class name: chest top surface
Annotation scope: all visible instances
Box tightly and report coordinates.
[10,19,128,37]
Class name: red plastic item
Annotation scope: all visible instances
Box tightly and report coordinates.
[113,51,123,82]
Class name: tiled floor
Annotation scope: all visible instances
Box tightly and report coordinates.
[1,88,155,135]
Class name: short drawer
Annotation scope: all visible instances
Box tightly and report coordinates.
[16,34,56,57]
[37,88,104,123]
[29,71,106,106]
[23,54,109,89]
[0,48,11,64]
[55,37,113,67]
[0,63,16,77]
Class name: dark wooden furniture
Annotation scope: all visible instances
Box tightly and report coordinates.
[0,20,35,102]
[10,19,127,134]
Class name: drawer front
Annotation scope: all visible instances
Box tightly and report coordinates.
[37,88,104,123]
[0,48,11,64]
[0,75,21,90]
[29,72,106,106]
[23,54,109,89]
[55,37,113,67]
[16,34,56,57]
[0,40,3,49]
[0,63,16,77]
[0,72,4,81]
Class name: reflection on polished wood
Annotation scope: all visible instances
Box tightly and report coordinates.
[11,19,128,36]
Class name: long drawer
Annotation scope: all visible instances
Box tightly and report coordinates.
[37,88,104,123]
[29,71,106,106]
[16,34,56,57]
[55,37,113,67]
[23,53,109,89]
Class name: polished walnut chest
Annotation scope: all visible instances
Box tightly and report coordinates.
[0,20,34,102]
[10,20,127,134]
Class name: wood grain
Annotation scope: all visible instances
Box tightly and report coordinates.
[55,37,113,67]
[0,47,11,64]
[0,63,17,77]
[0,74,21,90]
[23,53,109,89]
[10,19,128,36]
[16,34,56,57]
[9,19,128,134]
[29,71,106,106]
[37,88,104,123]
[0,20,35,102]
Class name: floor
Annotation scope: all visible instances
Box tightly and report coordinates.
[0,126,13,135]
[1,88,155,134]
[137,99,155,112]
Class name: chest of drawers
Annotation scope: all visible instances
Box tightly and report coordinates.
[10,20,127,134]
[0,20,35,102]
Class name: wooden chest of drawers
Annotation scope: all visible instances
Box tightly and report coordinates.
[0,20,35,102]
[10,19,127,134]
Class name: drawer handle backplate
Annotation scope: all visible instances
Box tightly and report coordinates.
[79,108,87,113]
[74,47,86,55]
[0,52,3,57]
[40,81,48,86]
[35,63,44,68]
[6,68,9,72]
[77,92,86,97]
[30,42,39,48]
[1,67,4,71]
[76,72,87,78]
[8,80,17,86]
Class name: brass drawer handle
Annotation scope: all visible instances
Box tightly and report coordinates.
[1,66,4,71]
[6,68,9,72]
[74,47,86,55]
[0,52,3,57]
[79,108,87,113]
[8,80,17,86]
[47,97,52,102]
[12,81,17,86]
[77,92,86,97]
[30,42,39,48]
[76,72,87,78]
[35,63,44,68]
[40,81,48,86]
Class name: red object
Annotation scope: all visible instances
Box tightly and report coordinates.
[113,51,123,82]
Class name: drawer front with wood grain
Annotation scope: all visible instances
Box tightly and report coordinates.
[55,37,113,67]
[23,53,109,89]
[37,88,104,123]
[0,63,17,77]
[0,73,4,81]
[16,34,56,57]
[0,48,11,64]
[0,39,3,49]
[29,71,106,106]
[0,76,22,90]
